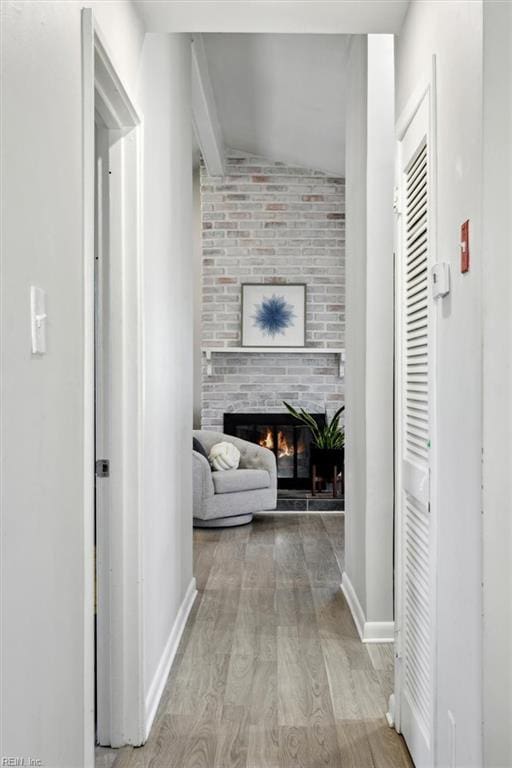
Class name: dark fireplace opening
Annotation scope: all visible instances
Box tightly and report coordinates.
[224,412,326,489]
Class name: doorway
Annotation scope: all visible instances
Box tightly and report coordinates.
[94,114,111,745]
[83,9,145,749]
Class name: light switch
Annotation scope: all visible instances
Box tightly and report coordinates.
[30,286,47,354]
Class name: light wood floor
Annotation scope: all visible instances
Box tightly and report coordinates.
[110,513,413,768]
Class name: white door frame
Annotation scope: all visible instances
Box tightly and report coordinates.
[82,8,145,750]
[393,56,438,760]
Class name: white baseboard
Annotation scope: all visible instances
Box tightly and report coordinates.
[144,577,197,739]
[341,572,394,644]
[363,619,395,643]
[341,571,366,638]
[363,621,395,643]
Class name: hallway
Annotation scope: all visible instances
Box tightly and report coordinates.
[112,514,412,767]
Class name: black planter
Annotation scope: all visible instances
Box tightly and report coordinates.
[310,446,344,497]
[310,446,344,470]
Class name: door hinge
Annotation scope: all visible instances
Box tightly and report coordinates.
[95,459,110,478]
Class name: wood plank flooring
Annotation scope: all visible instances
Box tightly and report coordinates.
[109,514,413,768]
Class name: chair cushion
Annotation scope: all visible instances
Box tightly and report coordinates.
[193,437,209,462]
[212,468,270,495]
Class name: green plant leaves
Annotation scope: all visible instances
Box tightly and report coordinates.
[283,401,345,449]
[283,401,322,444]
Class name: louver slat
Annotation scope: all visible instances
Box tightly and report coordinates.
[402,141,432,742]
[404,144,429,465]
[404,496,431,732]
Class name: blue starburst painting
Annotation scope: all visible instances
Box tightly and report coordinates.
[242,283,306,347]
[252,294,296,338]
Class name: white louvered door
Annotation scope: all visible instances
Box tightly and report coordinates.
[395,91,436,768]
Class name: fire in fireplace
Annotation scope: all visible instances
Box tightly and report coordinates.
[223,412,325,489]
[258,427,299,478]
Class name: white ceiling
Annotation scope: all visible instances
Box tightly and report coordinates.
[135,1,409,35]
[202,34,350,175]
[133,1,410,176]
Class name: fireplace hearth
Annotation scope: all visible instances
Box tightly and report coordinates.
[224,412,326,489]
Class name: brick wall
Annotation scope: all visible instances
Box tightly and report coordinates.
[201,151,345,430]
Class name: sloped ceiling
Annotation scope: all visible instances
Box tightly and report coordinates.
[202,34,350,175]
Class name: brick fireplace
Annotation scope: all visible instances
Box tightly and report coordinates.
[200,150,345,432]
[224,412,325,490]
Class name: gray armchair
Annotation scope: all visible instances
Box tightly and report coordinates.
[192,430,277,527]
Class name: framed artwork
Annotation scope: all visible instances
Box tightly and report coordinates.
[241,283,306,347]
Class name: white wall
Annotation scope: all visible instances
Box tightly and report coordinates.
[396,2,483,765]
[1,3,194,765]
[1,4,94,764]
[344,34,395,634]
[91,0,145,89]
[482,2,512,766]
[344,35,368,616]
[192,166,203,428]
[137,32,194,718]
[364,35,395,623]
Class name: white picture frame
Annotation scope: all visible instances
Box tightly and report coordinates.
[241,283,306,347]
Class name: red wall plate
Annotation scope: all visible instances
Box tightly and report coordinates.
[461,219,470,273]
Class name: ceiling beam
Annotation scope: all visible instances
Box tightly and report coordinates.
[136,1,409,35]
[191,34,225,177]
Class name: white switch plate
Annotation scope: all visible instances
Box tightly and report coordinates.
[432,262,451,299]
[30,286,47,354]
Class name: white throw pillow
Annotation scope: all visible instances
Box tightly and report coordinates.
[209,441,241,471]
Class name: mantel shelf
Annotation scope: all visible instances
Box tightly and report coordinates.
[202,347,345,378]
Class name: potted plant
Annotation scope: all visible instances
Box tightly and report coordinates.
[283,401,345,495]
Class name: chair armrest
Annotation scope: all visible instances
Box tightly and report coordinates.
[193,450,214,500]
[237,440,277,490]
